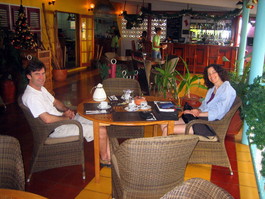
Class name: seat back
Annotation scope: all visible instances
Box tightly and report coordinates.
[165,57,179,74]
[18,96,50,145]
[161,178,234,199]
[105,52,116,59]
[112,135,199,198]
[103,78,142,96]
[0,135,25,190]
[216,96,242,140]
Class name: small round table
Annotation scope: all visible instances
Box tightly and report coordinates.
[0,189,48,199]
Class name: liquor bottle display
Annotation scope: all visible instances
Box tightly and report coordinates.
[190,19,233,46]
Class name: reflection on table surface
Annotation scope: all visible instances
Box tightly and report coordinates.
[0,189,48,199]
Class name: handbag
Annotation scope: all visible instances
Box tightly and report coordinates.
[182,102,198,124]
[182,102,216,137]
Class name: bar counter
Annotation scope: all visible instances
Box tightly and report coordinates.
[161,43,238,73]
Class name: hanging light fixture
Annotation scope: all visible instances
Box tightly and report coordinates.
[48,0,56,5]
[88,3,95,11]
[236,1,243,9]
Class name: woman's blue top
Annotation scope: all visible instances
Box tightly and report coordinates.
[199,81,236,121]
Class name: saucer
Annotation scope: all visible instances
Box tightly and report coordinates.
[97,105,111,110]
[125,106,139,112]
[139,105,151,110]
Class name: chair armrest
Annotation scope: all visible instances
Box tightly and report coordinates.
[43,119,84,140]
[185,119,224,139]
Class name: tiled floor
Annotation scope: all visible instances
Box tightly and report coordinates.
[0,69,259,199]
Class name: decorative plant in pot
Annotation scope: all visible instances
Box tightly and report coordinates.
[175,57,207,107]
[223,55,251,135]
[51,45,67,81]
[154,57,179,100]
[241,77,265,177]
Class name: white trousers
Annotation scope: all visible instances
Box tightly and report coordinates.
[49,113,94,142]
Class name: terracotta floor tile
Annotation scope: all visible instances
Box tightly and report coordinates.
[239,185,259,199]
[84,176,112,195]
[100,167,111,178]
[238,172,257,187]
[237,161,255,174]
[212,181,240,199]
[236,143,250,153]
[211,166,239,185]
[75,189,110,199]
[46,183,83,199]
[185,164,211,180]
[236,151,252,162]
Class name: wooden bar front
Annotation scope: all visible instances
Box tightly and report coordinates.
[162,43,238,73]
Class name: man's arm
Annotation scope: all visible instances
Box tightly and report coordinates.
[39,112,69,123]
[53,99,69,112]
[39,99,75,123]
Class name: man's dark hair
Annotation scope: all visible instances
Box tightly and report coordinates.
[203,64,229,88]
[25,59,46,76]
[155,27,161,33]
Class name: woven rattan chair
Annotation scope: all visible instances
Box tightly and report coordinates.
[18,96,85,182]
[102,78,144,139]
[110,135,199,199]
[0,135,25,190]
[185,96,242,175]
[160,178,234,199]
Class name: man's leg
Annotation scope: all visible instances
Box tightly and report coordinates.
[74,114,111,163]
[99,126,110,162]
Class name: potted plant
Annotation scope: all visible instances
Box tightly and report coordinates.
[242,77,265,177]
[175,57,207,107]
[154,57,179,100]
[223,55,251,135]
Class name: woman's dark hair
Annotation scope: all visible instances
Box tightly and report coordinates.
[155,27,161,33]
[25,59,46,76]
[203,64,229,88]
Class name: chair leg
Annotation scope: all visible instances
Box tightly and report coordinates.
[82,163,86,180]
[27,174,32,182]
[229,166,233,175]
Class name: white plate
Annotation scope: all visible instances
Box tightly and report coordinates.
[139,105,151,110]
[125,106,139,112]
[97,105,111,110]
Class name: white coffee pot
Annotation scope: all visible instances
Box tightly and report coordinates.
[92,83,107,101]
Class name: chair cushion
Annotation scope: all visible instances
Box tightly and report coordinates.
[197,135,218,142]
[45,136,79,145]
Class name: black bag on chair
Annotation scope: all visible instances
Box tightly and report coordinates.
[182,102,198,124]
[182,102,216,137]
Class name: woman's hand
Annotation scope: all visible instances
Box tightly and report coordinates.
[183,109,201,117]
[63,109,75,119]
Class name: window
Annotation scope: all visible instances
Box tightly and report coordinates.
[121,18,167,40]
[0,3,40,33]
[27,8,40,30]
[0,4,10,29]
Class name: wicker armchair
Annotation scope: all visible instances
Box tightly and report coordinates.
[18,96,85,182]
[185,96,242,175]
[0,135,25,190]
[110,135,199,199]
[102,78,144,139]
[160,178,234,199]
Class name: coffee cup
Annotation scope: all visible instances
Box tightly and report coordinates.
[100,101,108,108]
[140,101,148,109]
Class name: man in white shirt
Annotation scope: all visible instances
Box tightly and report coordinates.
[22,59,110,166]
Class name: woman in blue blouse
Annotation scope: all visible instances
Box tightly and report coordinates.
[162,64,236,136]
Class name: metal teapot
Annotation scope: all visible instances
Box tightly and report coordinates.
[92,83,107,101]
